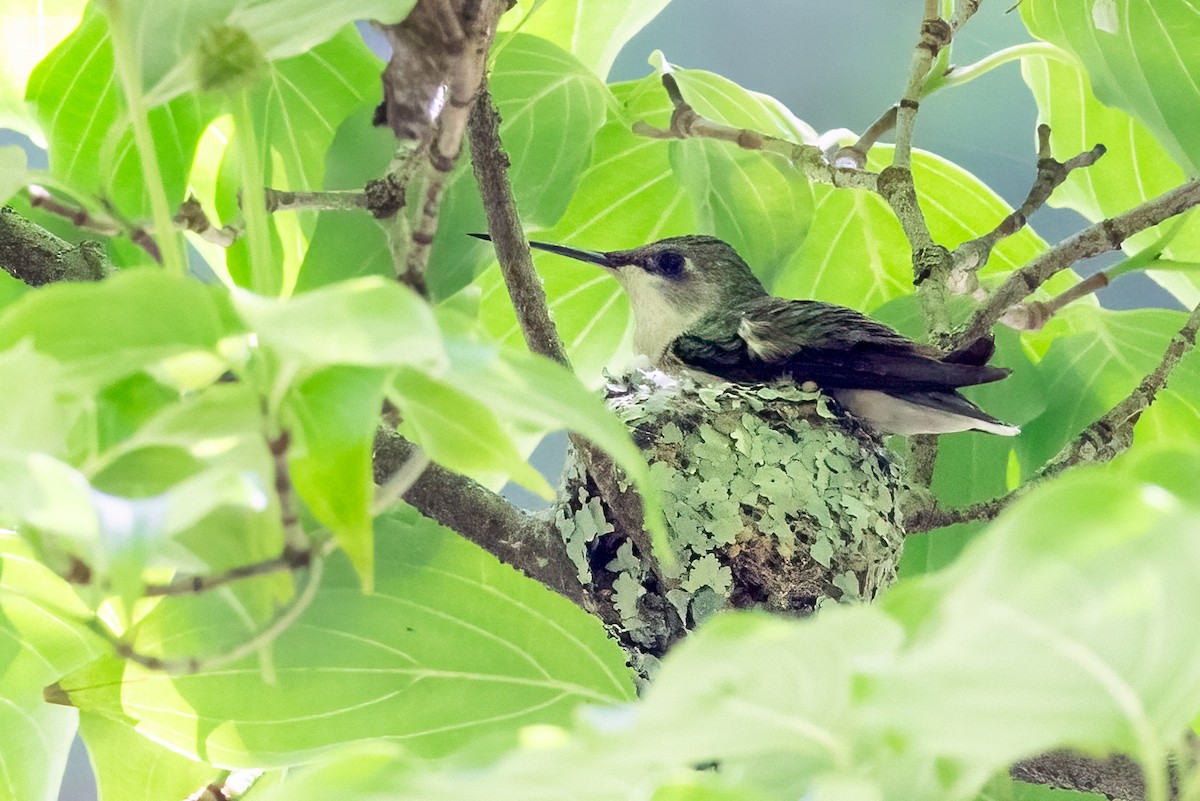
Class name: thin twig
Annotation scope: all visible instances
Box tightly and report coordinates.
[999,270,1109,332]
[468,86,569,364]
[892,0,950,169]
[831,105,898,169]
[632,73,879,191]
[954,179,1200,350]
[144,548,313,597]
[949,125,1106,295]
[27,184,161,262]
[175,196,240,247]
[397,0,510,294]
[267,430,309,554]
[92,550,326,674]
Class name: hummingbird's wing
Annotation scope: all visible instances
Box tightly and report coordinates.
[671,297,1010,392]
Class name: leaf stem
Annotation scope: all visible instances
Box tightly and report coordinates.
[928,42,1074,94]
[103,0,186,277]
[234,87,277,295]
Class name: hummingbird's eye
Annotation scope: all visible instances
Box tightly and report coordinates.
[652,250,686,278]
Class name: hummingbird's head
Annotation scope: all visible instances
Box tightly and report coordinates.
[480,233,766,310]
[469,233,768,359]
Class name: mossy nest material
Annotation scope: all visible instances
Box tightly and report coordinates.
[553,369,909,656]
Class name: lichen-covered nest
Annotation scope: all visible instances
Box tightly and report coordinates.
[553,369,909,656]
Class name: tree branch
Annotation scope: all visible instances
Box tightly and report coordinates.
[467,81,664,586]
[0,205,114,285]
[1012,750,1154,801]
[377,0,510,294]
[373,427,587,607]
[468,86,568,364]
[954,180,1200,350]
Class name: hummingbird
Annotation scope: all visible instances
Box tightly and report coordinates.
[473,233,1019,436]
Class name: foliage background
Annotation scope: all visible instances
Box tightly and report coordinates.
[0,1,1197,800]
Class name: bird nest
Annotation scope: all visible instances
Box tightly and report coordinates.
[552,368,909,660]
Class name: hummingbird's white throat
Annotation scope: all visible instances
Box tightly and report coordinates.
[616,262,704,361]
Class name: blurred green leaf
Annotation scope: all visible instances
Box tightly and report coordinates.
[80,713,216,801]
[391,368,553,498]
[0,144,28,203]
[1020,51,1200,308]
[1021,0,1200,175]
[0,532,101,801]
[26,8,216,218]
[437,335,666,553]
[284,366,388,585]
[0,0,84,139]
[0,269,242,388]
[235,276,444,370]
[27,14,376,227]
[117,0,410,106]
[879,471,1200,775]
[56,508,635,767]
[254,470,1200,800]
[428,34,609,299]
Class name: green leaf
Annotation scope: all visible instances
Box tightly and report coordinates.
[0,532,101,801]
[55,508,634,767]
[234,276,445,370]
[0,269,242,388]
[516,0,670,79]
[428,34,609,299]
[391,368,553,498]
[0,342,81,457]
[1020,0,1200,175]
[285,366,389,585]
[0,0,85,139]
[236,469,1200,800]
[1020,51,1200,307]
[250,28,381,194]
[26,14,377,225]
[292,103,396,293]
[79,713,217,801]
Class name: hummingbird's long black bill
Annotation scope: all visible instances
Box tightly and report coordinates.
[469,233,614,268]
